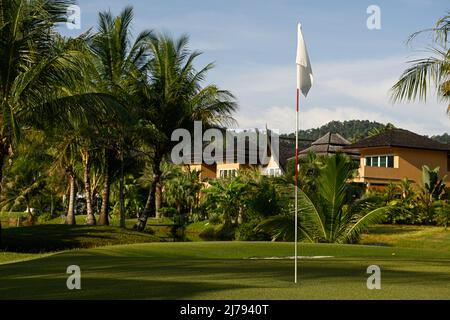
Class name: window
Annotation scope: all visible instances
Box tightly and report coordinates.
[265,168,281,177]
[387,155,394,168]
[365,155,395,168]
[219,169,237,178]
[372,156,379,167]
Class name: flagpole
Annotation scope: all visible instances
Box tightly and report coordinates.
[295,86,299,284]
[295,21,312,284]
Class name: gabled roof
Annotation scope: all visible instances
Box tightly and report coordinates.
[311,132,350,146]
[345,128,450,152]
[298,132,359,158]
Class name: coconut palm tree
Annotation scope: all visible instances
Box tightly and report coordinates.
[0,0,91,237]
[391,13,450,111]
[133,34,237,231]
[258,153,389,243]
[87,6,152,226]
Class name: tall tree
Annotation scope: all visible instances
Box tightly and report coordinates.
[88,6,152,226]
[133,34,237,231]
[0,0,91,238]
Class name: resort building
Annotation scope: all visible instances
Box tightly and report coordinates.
[186,131,312,179]
[344,128,450,188]
[185,127,450,190]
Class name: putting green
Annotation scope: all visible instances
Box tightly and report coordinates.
[1,242,449,299]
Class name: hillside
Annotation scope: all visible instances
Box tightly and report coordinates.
[283,120,449,143]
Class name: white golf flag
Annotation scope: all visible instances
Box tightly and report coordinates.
[296,23,313,97]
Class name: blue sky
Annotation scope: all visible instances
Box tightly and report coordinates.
[62,0,450,135]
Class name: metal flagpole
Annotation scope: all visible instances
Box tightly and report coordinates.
[295,85,299,284]
[295,21,312,284]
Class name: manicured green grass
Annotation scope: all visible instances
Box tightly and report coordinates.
[361,224,450,252]
[1,241,449,299]
[0,252,51,265]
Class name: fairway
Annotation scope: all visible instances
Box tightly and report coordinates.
[1,242,449,299]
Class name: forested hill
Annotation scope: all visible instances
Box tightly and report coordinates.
[282,120,450,144]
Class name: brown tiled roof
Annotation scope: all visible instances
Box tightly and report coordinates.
[296,132,360,159]
[312,132,349,146]
[345,128,450,152]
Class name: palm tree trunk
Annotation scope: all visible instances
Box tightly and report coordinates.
[134,157,161,231]
[65,171,76,225]
[119,149,126,228]
[0,141,8,246]
[155,183,162,219]
[83,152,96,225]
[98,151,111,226]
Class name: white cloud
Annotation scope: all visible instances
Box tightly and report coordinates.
[216,55,450,136]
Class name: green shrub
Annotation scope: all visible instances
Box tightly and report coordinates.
[434,201,450,228]
[199,224,235,241]
[37,212,53,223]
[157,207,177,218]
[199,226,216,240]
[236,219,271,241]
[215,225,236,240]
[208,213,221,224]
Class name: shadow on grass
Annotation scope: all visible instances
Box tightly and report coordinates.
[1,252,450,299]
[367,225,424,235]
[0,225,158,253]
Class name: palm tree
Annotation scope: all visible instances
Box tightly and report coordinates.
[0,0,81,236]
[391,13,450,111]
[133,34,237,231]
[0,130,51,224]
[258,153,389,243]
[88,6,152,226]
[49,127,81,225]
[203,176,251,227]
[164,169,202,217]
[138,161,181,218]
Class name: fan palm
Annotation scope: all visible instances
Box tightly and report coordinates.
[258,153,389,243]
[391,13,450,111]
[133,34,237,231]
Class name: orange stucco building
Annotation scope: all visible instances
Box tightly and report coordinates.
[344,129,450,188]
